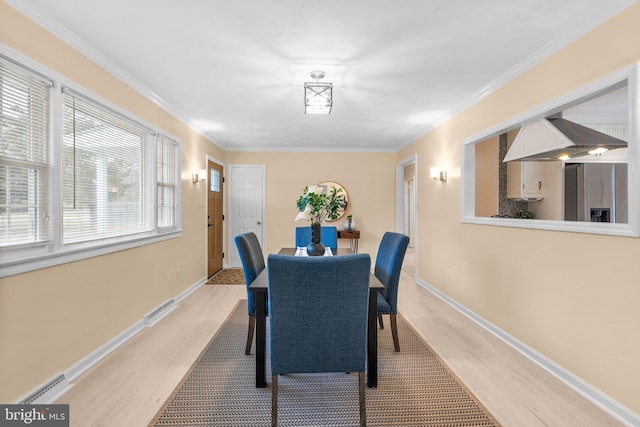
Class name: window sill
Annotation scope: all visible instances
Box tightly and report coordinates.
[0,230,181,278]
[461,216,638,237]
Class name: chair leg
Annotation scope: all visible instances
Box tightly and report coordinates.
[245,315,255,355]
[377,313,384,329]
[272,375,278,427]
[359,371,366,427]
[390,314,400,352]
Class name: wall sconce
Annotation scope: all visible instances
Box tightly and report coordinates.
[430,167,447,182]
[192,169,207,184]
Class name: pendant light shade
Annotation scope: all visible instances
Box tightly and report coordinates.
[304,71,332,114]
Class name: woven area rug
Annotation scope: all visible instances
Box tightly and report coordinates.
[151,301,500,426]
[206,268,245,285]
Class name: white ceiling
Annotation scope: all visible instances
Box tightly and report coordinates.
[9,0,636,151]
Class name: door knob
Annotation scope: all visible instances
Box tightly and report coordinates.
[257,221,262,225]
[208,223,214,227]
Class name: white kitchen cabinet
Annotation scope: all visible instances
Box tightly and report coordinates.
[507,160,543,199]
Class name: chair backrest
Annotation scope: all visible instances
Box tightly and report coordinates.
[374,232,410,312]
[295,226,338,250]
[267,253,371,376]
[234,232,265,316]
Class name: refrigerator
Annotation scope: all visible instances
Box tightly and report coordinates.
[564,163,627,223]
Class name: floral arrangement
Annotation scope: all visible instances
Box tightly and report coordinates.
[295,185,346,224]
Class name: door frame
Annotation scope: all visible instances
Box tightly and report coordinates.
[404,177,416,247]
[205,155,226,271]
[396,154,417,275]
[227,164,266,268]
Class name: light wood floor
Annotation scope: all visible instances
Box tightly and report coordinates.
[56,249,624,426]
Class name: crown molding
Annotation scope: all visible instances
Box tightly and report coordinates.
[399,2,634,150]
[4,0,222,148]
[6,0,633,153]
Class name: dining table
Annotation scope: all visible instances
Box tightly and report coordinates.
[248,247,384,388]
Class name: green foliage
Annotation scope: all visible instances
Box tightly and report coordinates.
[296,185,346,224]
[516,209,535,219]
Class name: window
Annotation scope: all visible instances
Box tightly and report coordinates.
[157,135,177,229]
[210,168,220,193]
[0,59,51,247]
[462,63,639,236]
[62,89,155,244]
[0,54,181,277]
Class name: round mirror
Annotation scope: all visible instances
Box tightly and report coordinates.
[318,181,348,222]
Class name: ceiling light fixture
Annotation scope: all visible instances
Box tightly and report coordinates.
[304,71,332,115]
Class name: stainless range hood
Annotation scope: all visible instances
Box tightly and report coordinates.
[504,117,627,162]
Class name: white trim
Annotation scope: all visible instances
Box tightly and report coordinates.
[5,1,632,153]
[18,374,71,405]
[143,299,177,327]
[461,216,637,237]
[396,155,417,233]
[396,154,418,277]
[227,146,396,153]
[2,0,222,147]
[15,277,206,404]
[415,278,640,427]
[0,43,180,144]
[0,45,183,277]
[0,231,181,278]
[461,63,640,237]
[396,2,635,152]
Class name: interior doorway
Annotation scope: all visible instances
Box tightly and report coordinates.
[207,160,224,277]
[404,176,416,247]
[396,154,417,277]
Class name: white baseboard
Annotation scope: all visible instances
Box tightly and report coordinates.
[16,277,207,404]
[18,374,71,404]
[416,278,640,427]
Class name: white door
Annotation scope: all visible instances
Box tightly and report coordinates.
[228,165,265,267]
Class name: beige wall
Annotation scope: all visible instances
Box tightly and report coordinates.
[397,3,640,413]
[225,151,396,258]
[0,2,225,402]
[3,0,640,416]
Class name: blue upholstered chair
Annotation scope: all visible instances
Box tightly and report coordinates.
[234,232,266,355]
[375,232,410,352]
[268,253,370,427]
[295,226,338,251]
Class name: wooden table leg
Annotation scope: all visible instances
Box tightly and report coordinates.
[255,289,266,388]
[367,288,378,387]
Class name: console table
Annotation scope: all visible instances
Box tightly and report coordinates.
[337,229,360,253]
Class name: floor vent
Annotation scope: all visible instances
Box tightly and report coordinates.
[21,374,67,404]
[144,299,176,326]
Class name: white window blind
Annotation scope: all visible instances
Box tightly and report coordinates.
[0,53,182,276]
[156,135,177,229]
[0,60,51,247]
[61,89,154,244]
